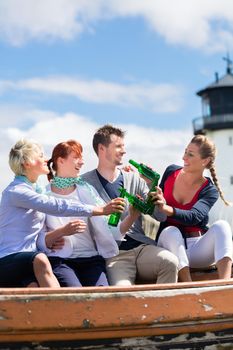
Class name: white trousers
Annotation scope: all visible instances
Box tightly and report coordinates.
[157,220,233,270]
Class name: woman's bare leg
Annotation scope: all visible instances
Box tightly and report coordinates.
[33,253,60,287]
[27,281,39,288]
[216,257,232,279]
[178,266,192,282]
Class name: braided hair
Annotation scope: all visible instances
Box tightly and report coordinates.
[191,134,231,206]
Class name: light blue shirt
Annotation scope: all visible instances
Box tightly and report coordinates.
[0,177,94,258]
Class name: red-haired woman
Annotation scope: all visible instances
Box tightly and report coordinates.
[37,140,139,287]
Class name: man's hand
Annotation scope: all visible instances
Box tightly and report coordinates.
[128,204,140,220]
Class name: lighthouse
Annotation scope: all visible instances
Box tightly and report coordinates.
[192,55,233,228]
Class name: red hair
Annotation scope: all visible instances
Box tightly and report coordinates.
[47,140,83,181]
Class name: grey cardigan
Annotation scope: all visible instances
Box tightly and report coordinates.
[81,169,166,246]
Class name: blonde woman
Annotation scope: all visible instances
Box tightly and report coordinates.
[0,139,125,287]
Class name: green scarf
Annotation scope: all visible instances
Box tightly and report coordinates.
[50,176,103,206]
[50,176,83,189]
[15,175,42,193]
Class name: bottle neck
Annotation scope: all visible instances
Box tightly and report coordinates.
[129,159,140,169]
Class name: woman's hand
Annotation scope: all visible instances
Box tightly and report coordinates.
[149,187,175,216]
[46,220,87,250]
[50,237,65,251]
[102,198,126,215]
[149,187,166,210]
[63,220,87,236]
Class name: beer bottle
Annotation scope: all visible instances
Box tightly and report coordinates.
[129,159,160,214]
[129,159,158,182]
[108,188,126,227]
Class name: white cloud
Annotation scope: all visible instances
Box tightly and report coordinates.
[0,0,85,45]
[123,123,191,174]
[0,109,191,193]
[107,0,233,52]
[0,77,184,114]
[1,0,233,51]
[0,104,61,128]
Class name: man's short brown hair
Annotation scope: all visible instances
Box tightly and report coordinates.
[92,124,125,155]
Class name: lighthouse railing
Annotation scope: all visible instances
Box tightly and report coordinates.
[193,114,233,134]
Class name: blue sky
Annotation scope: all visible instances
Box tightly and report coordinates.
[0,0,233,191]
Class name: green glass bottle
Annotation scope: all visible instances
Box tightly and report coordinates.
[129,159,160,215]
[124,191,148,214]
[108,187,127,227]
[129,159,159,182]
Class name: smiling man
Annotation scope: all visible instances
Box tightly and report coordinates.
[82,124,178,286]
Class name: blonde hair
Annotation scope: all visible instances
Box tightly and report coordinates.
[9,139,42,176]
[191,134,231,206]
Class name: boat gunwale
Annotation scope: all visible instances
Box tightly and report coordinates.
[0,278,232,296]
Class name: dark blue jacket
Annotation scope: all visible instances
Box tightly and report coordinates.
[156,164,219,241]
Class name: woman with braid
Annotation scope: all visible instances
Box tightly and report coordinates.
[153,135,232,282]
